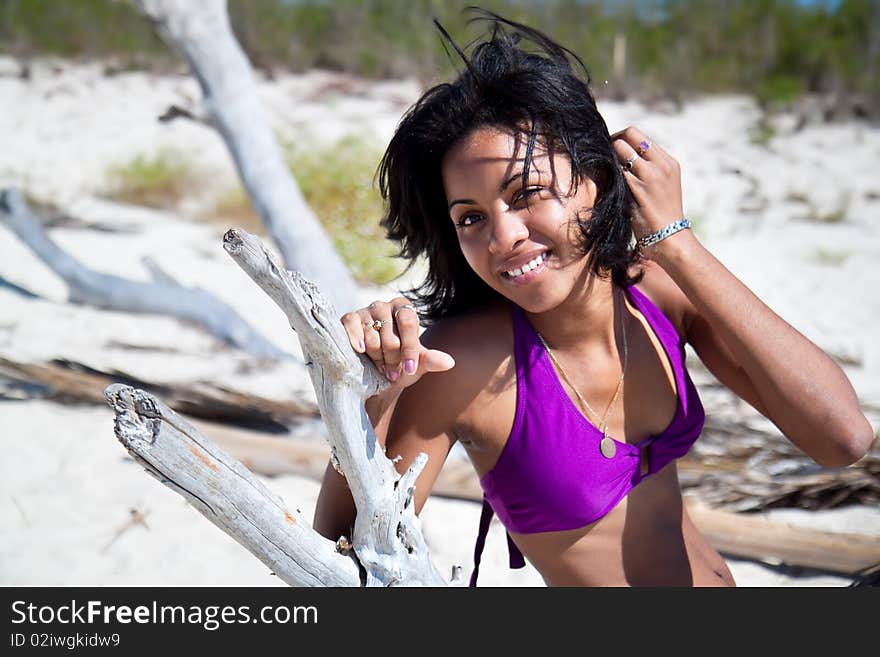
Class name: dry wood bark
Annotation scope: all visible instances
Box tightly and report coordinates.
[0,188,287,360]
[134,0,360,313]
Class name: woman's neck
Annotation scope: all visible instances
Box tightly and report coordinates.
[526,274,622,355]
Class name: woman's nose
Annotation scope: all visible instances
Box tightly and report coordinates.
[488,209,529,254]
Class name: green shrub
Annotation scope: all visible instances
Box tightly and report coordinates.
[286,136,403,285]
[754,75,804,109]
[207,187,266,235]
[105,149,196,209]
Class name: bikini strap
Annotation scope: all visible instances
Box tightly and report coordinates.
[469,497,526,587]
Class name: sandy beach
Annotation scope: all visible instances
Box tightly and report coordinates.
[1,56,878,587]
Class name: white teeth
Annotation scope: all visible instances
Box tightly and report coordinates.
[506,251,548,278]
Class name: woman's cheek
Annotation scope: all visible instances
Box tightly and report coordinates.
[458,242,481,269]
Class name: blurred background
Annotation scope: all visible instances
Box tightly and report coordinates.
[3,0,879,113]
[0,1,878,587]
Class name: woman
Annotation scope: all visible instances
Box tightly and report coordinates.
[313,12,872,586]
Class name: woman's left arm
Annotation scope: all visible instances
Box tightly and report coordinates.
[613,126,874,467]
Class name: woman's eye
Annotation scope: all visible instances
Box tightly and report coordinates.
[513,187,542,204]
[455,213,481,229]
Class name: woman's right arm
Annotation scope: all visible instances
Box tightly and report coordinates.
[312,298,456,541]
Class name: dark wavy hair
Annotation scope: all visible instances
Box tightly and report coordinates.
[378,9,641,323]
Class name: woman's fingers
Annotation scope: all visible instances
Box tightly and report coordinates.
[612,138,642,175]
[340,310,368,354]
[611,125,684,239]
[610,125,657,160]
[362,302,393,377]
[611,126,679,181]
[375,313,402,382]
[391,301,421,377]
[420,348,456,374]
[340,298,454,385]
[341,306,387,375]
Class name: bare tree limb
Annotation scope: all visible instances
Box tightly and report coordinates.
[0,188,288,360]
[0,356,317,429]
[135,0,361,313]
[102,228,458,586]
[222,228,455,586]
[104,383,361,586]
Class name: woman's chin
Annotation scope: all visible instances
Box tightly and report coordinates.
[498,286,568,314]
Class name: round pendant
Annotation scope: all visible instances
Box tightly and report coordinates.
[600,436,617,459]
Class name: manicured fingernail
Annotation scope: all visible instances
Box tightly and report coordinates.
[389,369,399,382]
[404,359,416,375]
[358,339,365,352]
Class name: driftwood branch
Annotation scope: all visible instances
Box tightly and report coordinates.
[685,500,880,577]
[103,228,455,586]
[134,0,361,313]
[222,228,452,586]
[104,383,360,586]
[0,356,317,430]
[0,188,288,360]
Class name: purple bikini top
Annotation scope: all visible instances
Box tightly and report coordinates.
[470,285,705,586]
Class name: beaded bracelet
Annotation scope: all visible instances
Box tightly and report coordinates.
[636,218,691,249]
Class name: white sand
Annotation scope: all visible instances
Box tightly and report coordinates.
[1,57,878,587]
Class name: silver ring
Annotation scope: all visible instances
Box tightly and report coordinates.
[393,304,418,320]
[624,154,638,171]
[364,319,388,330]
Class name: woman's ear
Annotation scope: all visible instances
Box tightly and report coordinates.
[571,175,598,205]
[583,176,598,202]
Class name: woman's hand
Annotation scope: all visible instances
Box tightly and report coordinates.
[611,126,686,252]
[340,297,455,390]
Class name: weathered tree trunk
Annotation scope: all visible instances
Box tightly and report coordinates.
[0,188,287,360]
[135,0,361,313]
[106,229,458,587]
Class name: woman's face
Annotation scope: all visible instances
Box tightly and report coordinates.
[441,126,598,313]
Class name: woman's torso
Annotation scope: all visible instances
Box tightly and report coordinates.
[437,283,734,586]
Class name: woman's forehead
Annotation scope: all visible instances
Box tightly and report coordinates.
[442,126,555,173]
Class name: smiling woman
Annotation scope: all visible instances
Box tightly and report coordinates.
[312,9,873,587]
[441,128,602,313]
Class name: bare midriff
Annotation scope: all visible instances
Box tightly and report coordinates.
[508,464,735,587]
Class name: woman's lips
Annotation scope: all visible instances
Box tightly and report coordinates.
[502,250,552,285]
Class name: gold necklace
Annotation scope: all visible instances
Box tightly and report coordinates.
[536,289,628,459]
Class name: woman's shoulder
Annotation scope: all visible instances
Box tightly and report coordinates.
[400,300,514,421]
[629,260,694,339]
[419,299,513,362]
